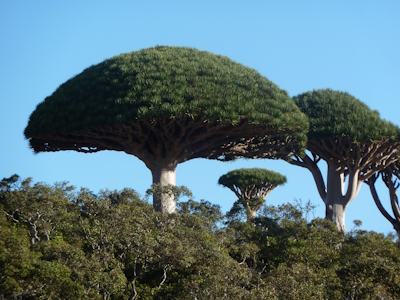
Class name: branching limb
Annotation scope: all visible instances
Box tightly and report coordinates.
[291,152,327,201]
[128,258,138,300]
[229,185,242,199]
[79,216,99,250]
[158,265,172,288]
[239,256,247,265]
[388,178,400,221]
[343,169,362,204]
[3,210,20,223]
[290,154,308,168]
[367,174,396,225]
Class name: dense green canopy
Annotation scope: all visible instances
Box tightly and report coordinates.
[24,46,309,214]
[24,46,308,163]
[218,168,287,188]
[219,168,287,223]
[293,89,400,179]
[294,89,400,143]
[291,89,400,232]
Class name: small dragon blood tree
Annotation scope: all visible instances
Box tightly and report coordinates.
[24,46,308,213]
[290,89,400,232]
[366,160,400,237]
[218,168,286,223]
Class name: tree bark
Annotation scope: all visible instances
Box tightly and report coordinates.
[325,202,347,233]
[245,206,257,224]
[324,162,362,233]
[293,156,363,233]
[151,162,177,213]
[368,175,400,237]
[325,163,347,232]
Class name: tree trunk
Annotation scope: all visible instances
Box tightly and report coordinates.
[324,162,361,233]
[151,162,177,213]
[245,206,257,224]
[325,162,347,232]
[325,202,346,233]
[291,154,362,233]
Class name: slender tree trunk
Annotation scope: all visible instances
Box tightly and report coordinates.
[151,162,177,213]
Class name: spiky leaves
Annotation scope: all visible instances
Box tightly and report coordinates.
[294,89,400,179]
[291,89,400,232]
[219,168,286,222]
[24,47,308,213]
[24,46,308,163]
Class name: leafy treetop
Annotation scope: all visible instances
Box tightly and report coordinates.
[24,47,309,169]
[294,89,400,143]
[219,168,286,189]
[292,89,400,179]
[219,168,287,223]
[24,46,307,144]
[219,168,286,200]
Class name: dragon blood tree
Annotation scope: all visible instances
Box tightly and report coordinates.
[290,89,400,232]
[366,160,400,237]
[218,168,286,223]
[24,46,308,213]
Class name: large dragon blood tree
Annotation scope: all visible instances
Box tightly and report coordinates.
[366,160,400,237]
[24,46,308,213]
[290,89,400,232]
[218,168,286,223]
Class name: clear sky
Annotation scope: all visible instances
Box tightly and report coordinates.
[1,1,399,234]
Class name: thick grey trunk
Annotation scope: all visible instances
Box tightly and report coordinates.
[245,207,257,224]
[151,162,177,214]
[325,163,347,232]
[325,202,346,233]
[291,154,362,233]
[324,162,361,233]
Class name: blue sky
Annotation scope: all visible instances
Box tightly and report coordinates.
[1,1,399,234]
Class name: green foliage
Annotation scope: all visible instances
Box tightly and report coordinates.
[218,167,287,188]
[0,211,39,298]
[225,197,265,223]
[294,89,400,143]
[337,231,400,299]
[225,202,400,299]
[0,176,77,246]
[220,168,287,223]
[24,46,308,141]
[178,199,223,231]
[145,184,192,204]
[2,174,400,299]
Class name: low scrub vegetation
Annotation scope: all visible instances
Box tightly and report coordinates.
[1,175,400,299]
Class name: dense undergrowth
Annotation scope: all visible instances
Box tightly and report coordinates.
[1,175,400,299]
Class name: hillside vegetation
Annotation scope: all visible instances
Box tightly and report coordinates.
[1,175,400,299]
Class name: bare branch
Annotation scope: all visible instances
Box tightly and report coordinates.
[343,169,362,204]
[368,176,396,225]
[389,178,400,221]
[3,210,20,223]
[158,265,172,288]
[299,153,327,201]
